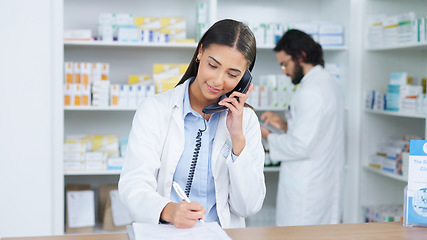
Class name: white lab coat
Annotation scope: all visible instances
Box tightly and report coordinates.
[268,65,345,226]
[119,82,266,228]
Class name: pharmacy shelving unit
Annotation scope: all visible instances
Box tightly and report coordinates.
[57,0,354,234]
[359,0,427,223]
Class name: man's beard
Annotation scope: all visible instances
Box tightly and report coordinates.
[291,62,304,85]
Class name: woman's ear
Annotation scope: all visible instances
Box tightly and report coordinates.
[197,44,203,60]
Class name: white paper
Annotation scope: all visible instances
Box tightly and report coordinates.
[66,190,95,228]
[110,189,133,226]
[131,222,231,240]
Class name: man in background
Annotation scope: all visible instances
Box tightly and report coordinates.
[260,29,345,226]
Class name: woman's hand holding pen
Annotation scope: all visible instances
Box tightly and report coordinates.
[160,201,206,228]
[219,84,253,156]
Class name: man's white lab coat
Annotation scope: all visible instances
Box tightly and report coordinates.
[268,65,345,226]
[119,82,266,228]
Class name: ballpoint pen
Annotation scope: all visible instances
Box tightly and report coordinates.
[172,181,205,223]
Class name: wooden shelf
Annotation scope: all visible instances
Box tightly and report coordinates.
[363,165,407,182]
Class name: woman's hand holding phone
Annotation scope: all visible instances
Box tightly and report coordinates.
[219,84,253,156]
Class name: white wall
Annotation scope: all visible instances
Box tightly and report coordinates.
[0,0,57,237]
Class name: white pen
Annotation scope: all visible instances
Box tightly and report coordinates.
[172,181,205,223]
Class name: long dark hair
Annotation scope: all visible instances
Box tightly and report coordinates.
[176,19,257,85]
[274,29,324,67]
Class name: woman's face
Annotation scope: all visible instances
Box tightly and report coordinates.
[194,44,248,104]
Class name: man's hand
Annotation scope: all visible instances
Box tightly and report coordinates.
[260,111,287,131]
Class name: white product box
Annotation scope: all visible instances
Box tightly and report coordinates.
[118,26,139,42]
[250,24,265,45]
[64,84,72,106]
[81,84,91,106]
[91,63,102,82]
[98,24,116,42]
[110,84,120,106]
[80,62,92,85]
[85,151,108,161]
[101,63,110,80]
[65,62,73,83]
[86,160,107,170]
[119,85,129,107]
[259,86,270,108]
[71,84,82,106]
[64,152,85,161]
[73,62,81,84]
[161,17,186,29]
[135,17,161,29]
[292,23,319,38]
[319,24,344,35]
[136,85,146,106]
[64,160,85,170]
[389,72,408,85]
[107,157,125,170]
[64,29,92,41]
[247,85,260,108]
[99,13,116,25]
[146,85,156,97]
[64,142,87,152]
[116,13,134,26]
[128,85,137,107]
[319,35,343,46]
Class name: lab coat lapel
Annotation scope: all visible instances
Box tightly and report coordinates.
[211,111,229,176]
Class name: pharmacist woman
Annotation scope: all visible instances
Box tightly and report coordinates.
[119,19,266,229]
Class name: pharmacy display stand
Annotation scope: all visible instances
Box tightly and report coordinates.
[404,140,427,227]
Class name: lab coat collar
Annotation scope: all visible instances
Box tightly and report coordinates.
[171,79,189,111]
[300,65,322,86]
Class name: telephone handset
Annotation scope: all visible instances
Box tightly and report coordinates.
[202,69,252,114]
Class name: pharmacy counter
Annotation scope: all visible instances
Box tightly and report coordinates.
[3,222,427,240]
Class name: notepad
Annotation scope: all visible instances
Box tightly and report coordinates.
[128,222,231,240]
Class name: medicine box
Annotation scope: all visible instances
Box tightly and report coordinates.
[73,62,81,84]
[99,13,116,25]
[116,13,134,26]
[81,62,92,85]
[64,84,72,106]
[65,62,73,83]
[153,64,187,93]
[110,84,120,106]
[64,29,92,41]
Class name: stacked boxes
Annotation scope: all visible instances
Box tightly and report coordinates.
[64,62,107,106]
[64,135,122,171]
[196,2,209,41]
[153,64,188,93]
[386,72,423,112]
[248,74,295,109]
[250,22,344,47]
[368,137,420,177]
[98,13,192,43]
[367,12,426,47]
[364,205,403,222]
